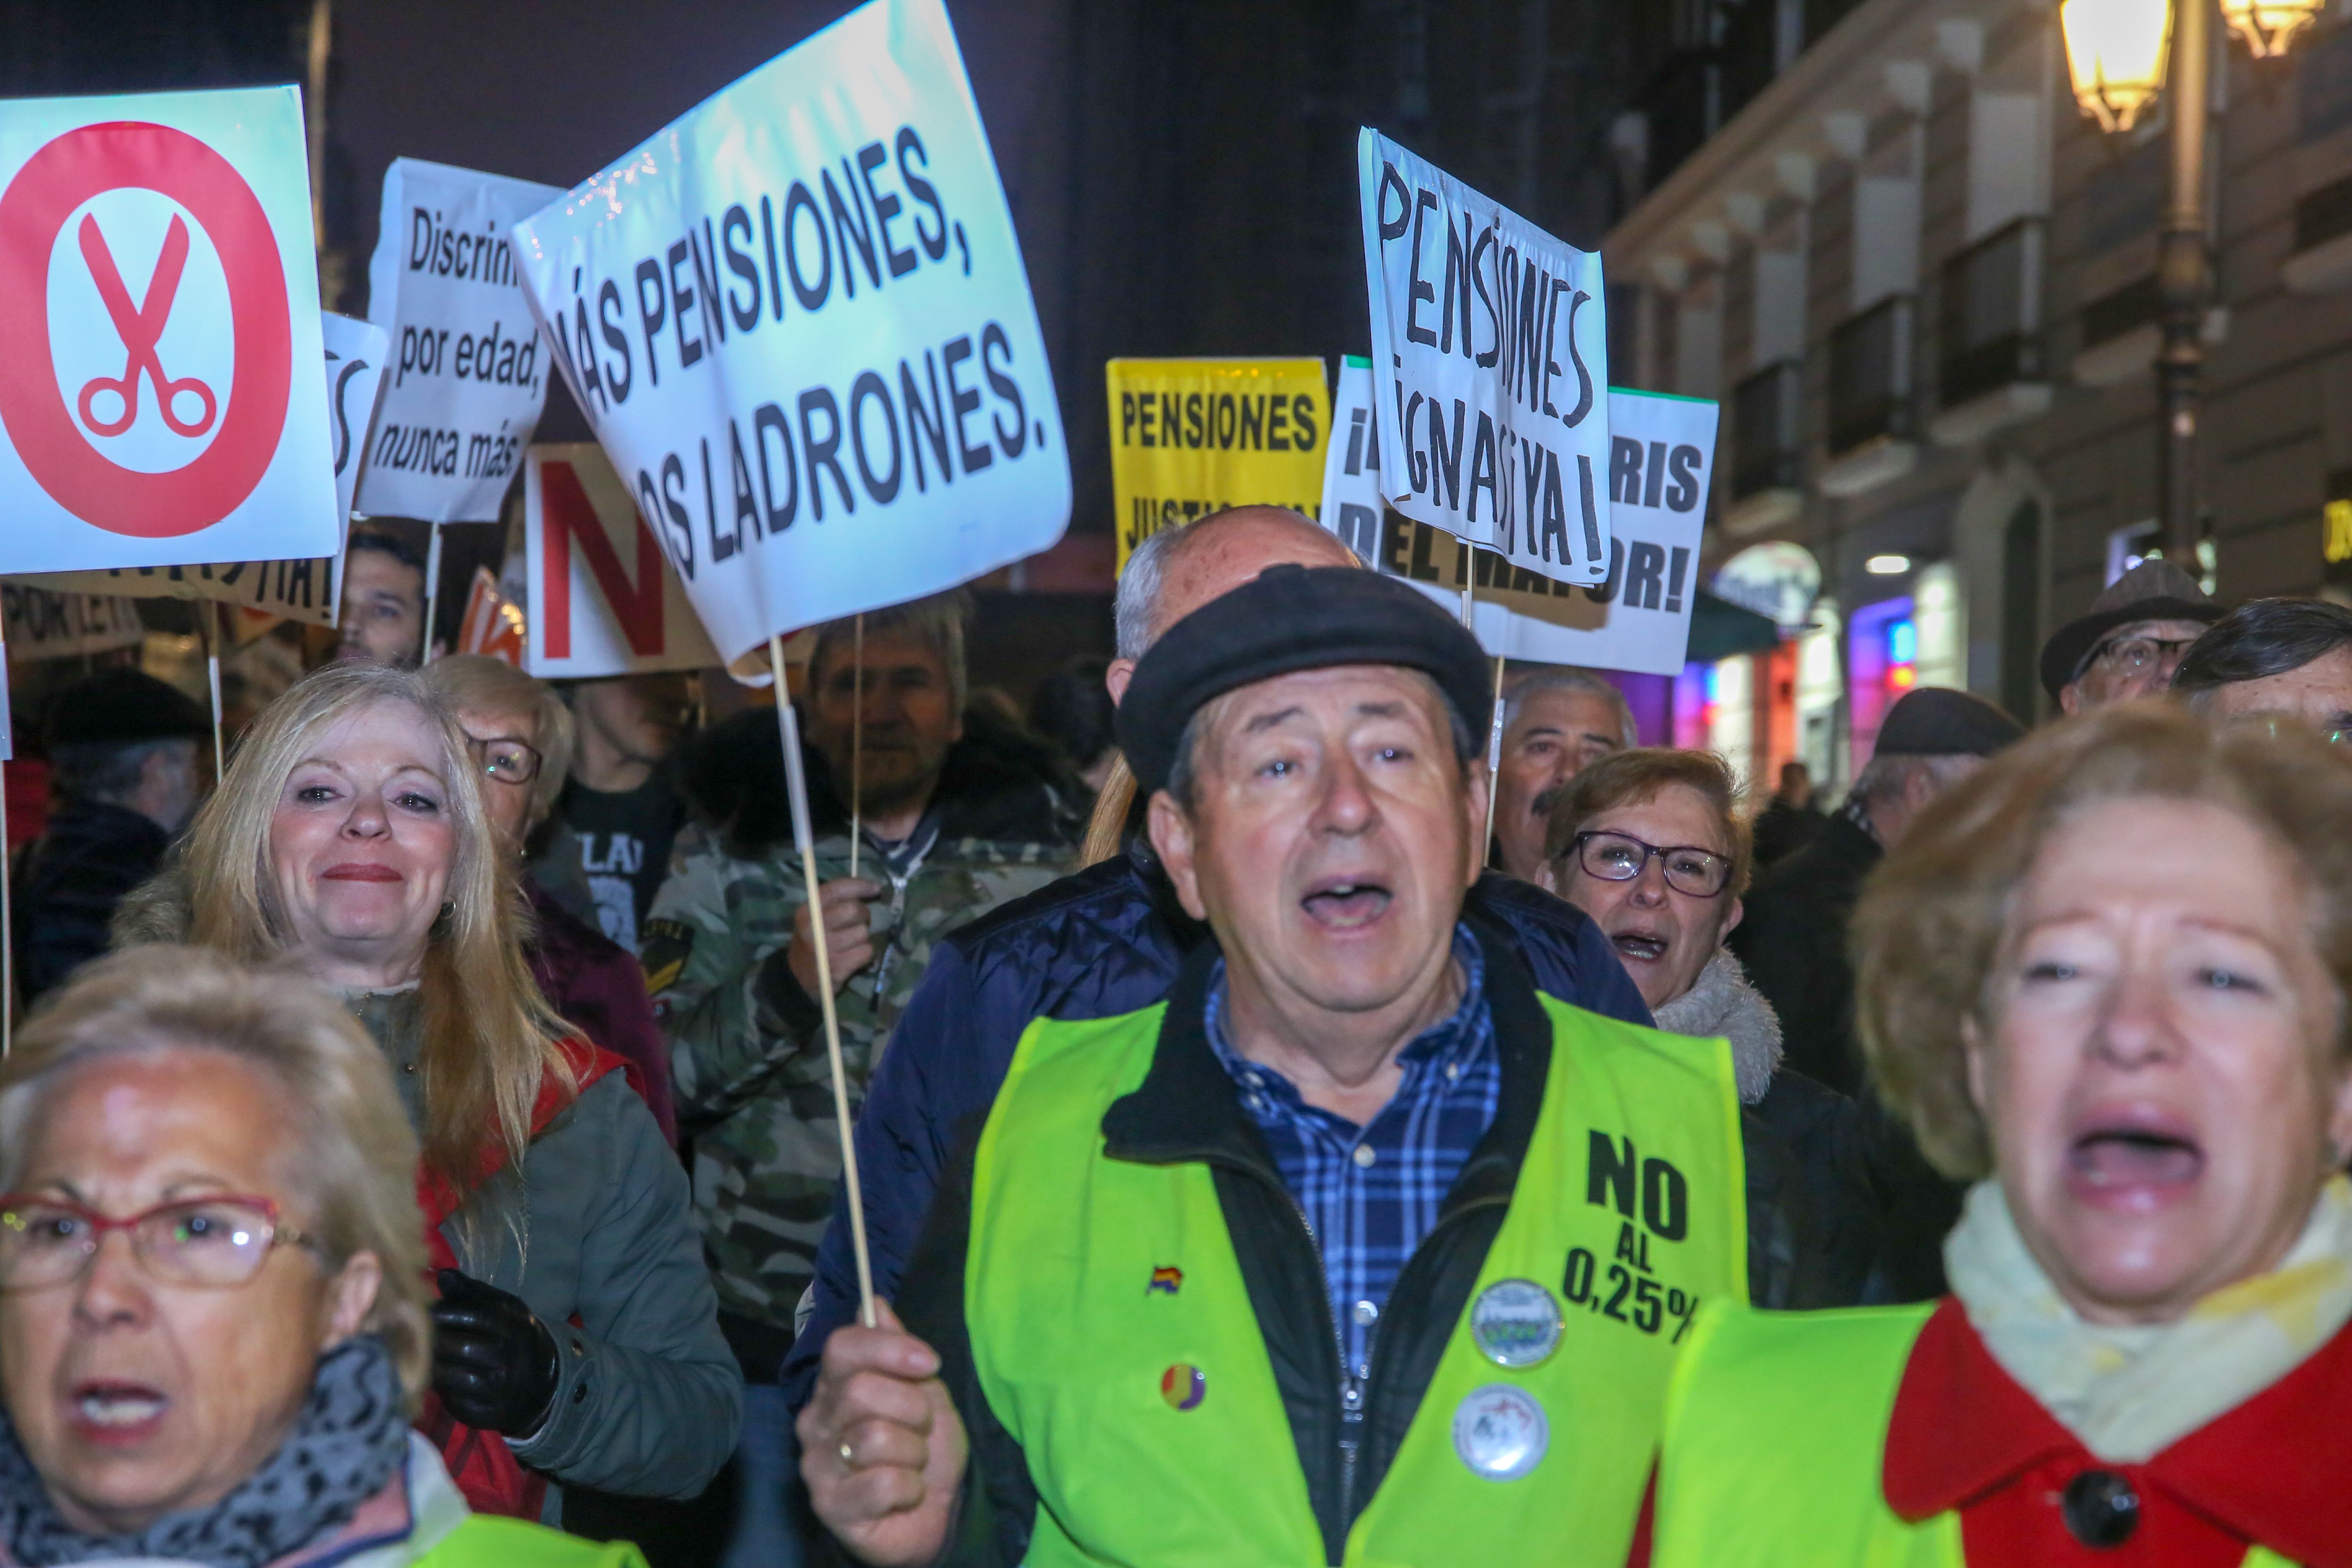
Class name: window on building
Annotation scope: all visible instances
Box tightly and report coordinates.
[1939,218,2047,408]
[1828,295,1915,454]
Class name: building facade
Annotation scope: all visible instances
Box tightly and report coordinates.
[1607,0,2352,791]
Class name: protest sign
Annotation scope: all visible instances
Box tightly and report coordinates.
[1105,358,1329,571]
[0,585,146,661]
[1357,128,1610,588]
[1322,358,1717,677]
[511,0,1071,664]
[360,159,562,522]
[525,443,720,678]
[0,87,339,573]
[9,311,388,627]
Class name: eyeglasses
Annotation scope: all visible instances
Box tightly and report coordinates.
[2091,634,2200,677]
[1568,830,1733,898]
[0,1194,310,1291]
[465,735,542,786]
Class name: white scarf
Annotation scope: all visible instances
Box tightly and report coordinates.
[1650,949,1784,1105]
[1944,1174,2352,1463]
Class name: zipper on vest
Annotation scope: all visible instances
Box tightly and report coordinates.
[1357,1190,1512,1491]
[1276,1184,1363,1527]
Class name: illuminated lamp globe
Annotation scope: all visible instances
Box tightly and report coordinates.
[2220,0,2324,58]
[2062,0,2172,135]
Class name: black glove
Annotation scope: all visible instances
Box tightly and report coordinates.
[431,1269,561,1438]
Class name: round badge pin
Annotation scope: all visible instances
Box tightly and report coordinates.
[1452,1384,1548,1481]
[1160,1363,1206,1411]
[1469,1278,1565,1368]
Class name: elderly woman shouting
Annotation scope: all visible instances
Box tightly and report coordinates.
[1537,748,1879,1309]
[0,944,642,1567]
[116,663,737,1521]
[1648,703,2352,1563]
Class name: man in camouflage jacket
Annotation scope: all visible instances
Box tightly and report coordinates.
[644,596,1081,1388]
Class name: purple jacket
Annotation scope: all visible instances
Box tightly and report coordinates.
[526,878,676,1146]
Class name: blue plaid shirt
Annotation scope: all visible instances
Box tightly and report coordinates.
[1203,926,1501,1385]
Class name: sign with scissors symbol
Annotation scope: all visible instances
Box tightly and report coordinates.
[0,86,336,573]
[76,212,218,439]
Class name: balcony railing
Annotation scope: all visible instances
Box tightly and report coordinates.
[1939,218,2046,409]
[1827,295,1915,456]
[1731,360,1804,499]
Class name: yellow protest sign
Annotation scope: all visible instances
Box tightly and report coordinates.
[1107,358,1331,571]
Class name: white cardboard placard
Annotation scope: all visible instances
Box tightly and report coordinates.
[359,159,562,522]
[1322,358,1717,676]
[510,0,1070,663]
[0,87,340,573]
[1358,128,1610,587]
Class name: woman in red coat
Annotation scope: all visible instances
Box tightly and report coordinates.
[1649,702,2352,1565]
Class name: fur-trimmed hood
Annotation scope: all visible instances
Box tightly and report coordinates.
[1651,948,1785,1105]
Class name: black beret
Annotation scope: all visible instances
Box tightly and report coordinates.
[1117,565,1490,795]
[1872,686,2024,759]
[45,668,208,750]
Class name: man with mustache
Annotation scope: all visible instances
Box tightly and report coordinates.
[646,590,1081,1568]
[1488,668,1637,881]
[802,566,1743,1568]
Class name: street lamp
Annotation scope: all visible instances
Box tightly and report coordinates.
[2062,0,2320,562]
[2061,0,2173,133]
[2220,0,2325,56]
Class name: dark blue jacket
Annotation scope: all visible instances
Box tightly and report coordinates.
[779,848,1651,1407]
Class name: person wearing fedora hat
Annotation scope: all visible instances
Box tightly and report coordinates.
[2041,560,2224,715]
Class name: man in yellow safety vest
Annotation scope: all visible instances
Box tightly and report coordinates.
[799,565,1747,1568]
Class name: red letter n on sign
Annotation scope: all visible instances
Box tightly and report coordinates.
[540,460,664,658]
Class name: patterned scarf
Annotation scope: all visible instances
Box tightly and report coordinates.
[0,1335,410,1568]
[1946,1174,2352,1463]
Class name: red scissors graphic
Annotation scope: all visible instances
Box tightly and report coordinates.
[75,213,217,438]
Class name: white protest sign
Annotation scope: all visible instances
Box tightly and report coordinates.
[9,311,388,627]
[360,159,561,521]
[1322,359,1717,677]
[0,585,146,661]
[525,443,721,677]
[1358,129,1610,587]
[511,0,1070,663]
[0,87,339,573]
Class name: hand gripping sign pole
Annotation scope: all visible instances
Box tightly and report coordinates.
[770,634,877,1328]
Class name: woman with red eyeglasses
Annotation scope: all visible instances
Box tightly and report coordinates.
[0,945,642,1567]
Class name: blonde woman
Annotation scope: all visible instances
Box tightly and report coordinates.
[0,943,645,1567]
[118,662,738,1522]
[1648,703,2352,1563]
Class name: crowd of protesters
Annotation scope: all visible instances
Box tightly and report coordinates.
[0,510,2346,1566]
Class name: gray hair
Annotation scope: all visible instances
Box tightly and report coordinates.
[0,946,433,1409]
[810,589,972,711]
[1849,751,1981,807]
[1113,507,1331,663]
[1501,668,1638,748]
[50,737,190,806]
